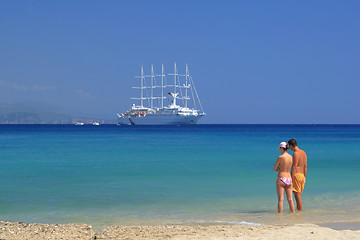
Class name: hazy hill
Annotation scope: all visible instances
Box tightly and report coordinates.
[0,102,115,124]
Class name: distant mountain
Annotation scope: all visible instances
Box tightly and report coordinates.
[0,102,115,124]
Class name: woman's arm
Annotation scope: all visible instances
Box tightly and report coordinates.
[273,157,281,171]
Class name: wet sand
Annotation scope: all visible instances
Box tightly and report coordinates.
[318,221,360,231]
[1,221,359,240]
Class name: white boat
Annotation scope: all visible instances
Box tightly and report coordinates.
[75,122,84,125]
[92,122,100,126]
[117,63,205,125]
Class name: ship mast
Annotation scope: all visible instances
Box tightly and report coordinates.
[151,64,154,109]
[185,64,189,108]
[133,65,145,108]
[173,63,176,94]
[161,64,164,109]
[141,65,144,108]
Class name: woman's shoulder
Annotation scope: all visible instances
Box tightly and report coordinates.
[284,153,293,160]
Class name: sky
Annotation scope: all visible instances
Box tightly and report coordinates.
[0,1,359,124]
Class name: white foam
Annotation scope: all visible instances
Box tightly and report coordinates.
[216,220,262,226]
[197,220,262,226]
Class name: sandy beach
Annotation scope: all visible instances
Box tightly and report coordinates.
[1,221,359,240]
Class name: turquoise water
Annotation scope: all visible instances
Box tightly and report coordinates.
[0,125,359,228]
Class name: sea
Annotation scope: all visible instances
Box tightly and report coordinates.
[0,124,359,229]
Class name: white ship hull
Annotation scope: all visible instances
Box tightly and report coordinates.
[118,114,203,125]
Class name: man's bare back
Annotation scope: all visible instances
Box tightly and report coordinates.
[291,149,307,177]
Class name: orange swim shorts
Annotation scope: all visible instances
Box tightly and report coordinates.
[292,173,306,194]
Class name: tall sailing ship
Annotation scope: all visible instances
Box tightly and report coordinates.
[117,63,205,125]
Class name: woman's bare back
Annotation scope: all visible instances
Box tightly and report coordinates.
[274,153,293,178]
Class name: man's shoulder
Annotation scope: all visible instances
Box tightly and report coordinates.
[295,149,306,155]
[293,150,300,156]
[299,149,307,156]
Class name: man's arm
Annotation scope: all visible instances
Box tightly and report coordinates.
[303,152,307,177]
[291,152,300,176]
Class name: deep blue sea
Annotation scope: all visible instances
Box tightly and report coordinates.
[0,124,359,228]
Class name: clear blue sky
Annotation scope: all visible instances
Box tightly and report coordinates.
[0,1,359,123]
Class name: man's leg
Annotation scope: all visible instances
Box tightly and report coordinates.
[293,192,302,211]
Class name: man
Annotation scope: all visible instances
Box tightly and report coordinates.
[288,139,307,211]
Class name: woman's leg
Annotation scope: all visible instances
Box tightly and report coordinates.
[285,185,295,213]
[276,179,284,213]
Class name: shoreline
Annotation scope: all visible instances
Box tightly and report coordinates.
[1,221,359,240]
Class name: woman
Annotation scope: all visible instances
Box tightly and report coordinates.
[273,142,295,213]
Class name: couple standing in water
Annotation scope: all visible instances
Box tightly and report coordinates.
[273,139,307,213]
